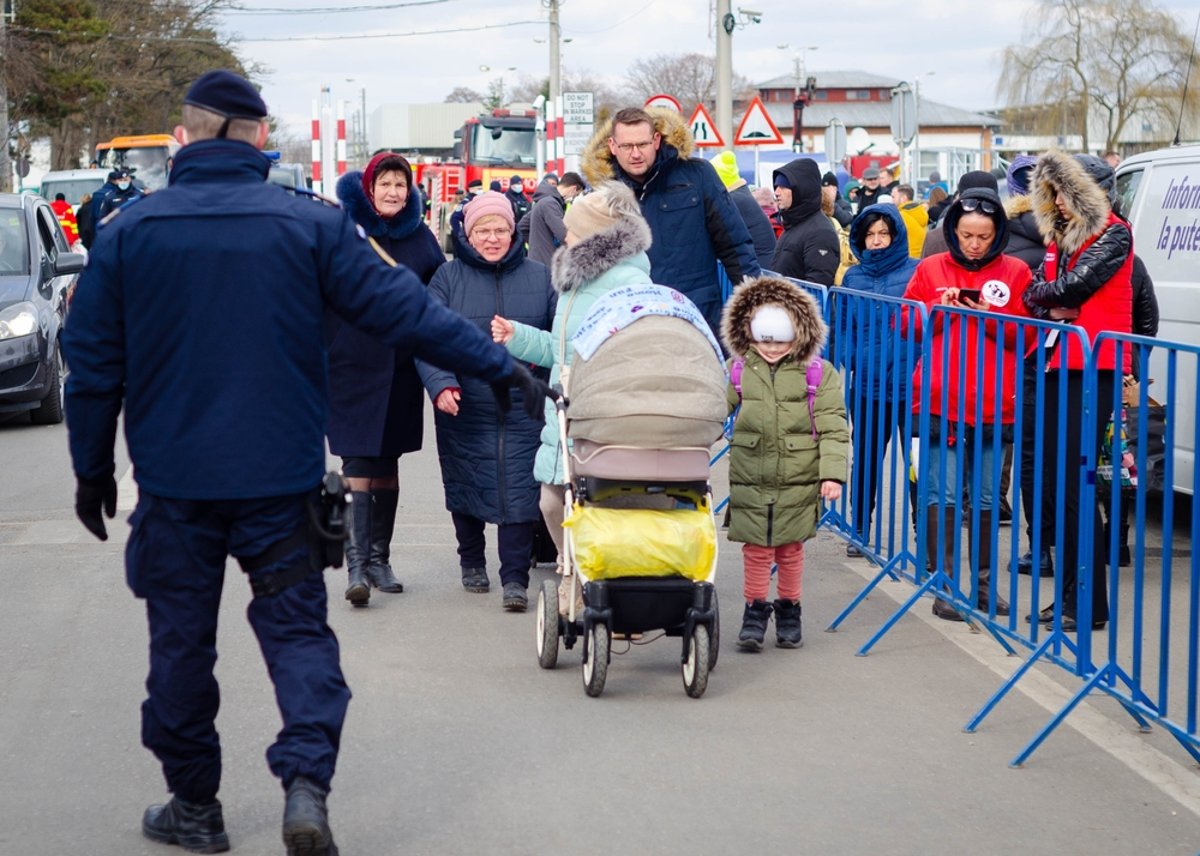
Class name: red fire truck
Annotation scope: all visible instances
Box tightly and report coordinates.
[413,108,541,251]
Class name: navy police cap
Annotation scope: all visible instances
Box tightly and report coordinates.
[184,70,268,119]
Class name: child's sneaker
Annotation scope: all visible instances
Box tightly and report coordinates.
[736,600,773,651]
[773,599,803,648]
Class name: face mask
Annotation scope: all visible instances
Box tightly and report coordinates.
[117,181,131,191]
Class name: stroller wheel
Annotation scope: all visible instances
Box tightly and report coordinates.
[583,622,609,697]
[682,625,711,699]
[709,589,720,672]
[536,578,559,670]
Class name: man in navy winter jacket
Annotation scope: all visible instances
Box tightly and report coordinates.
[63,69,543,856]
[579,106,760,335]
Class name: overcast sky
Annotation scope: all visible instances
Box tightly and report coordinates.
[219,0,1198,139]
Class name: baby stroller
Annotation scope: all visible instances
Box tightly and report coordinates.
[533,297,727,698]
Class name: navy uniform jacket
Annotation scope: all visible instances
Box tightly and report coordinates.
[64,139,512,500]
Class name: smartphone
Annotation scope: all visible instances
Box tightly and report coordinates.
[957,288,982,303]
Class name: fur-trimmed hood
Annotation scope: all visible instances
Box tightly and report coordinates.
[1003,192,1034,220]
[720,276,827,363]
[579,107,695,187]
[550,212,652,294]
[1030,149,1111,256]
[336,169,424,241]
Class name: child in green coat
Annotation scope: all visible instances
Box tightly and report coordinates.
[720,276,850,650]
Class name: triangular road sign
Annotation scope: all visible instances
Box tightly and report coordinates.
[734,96,784,146]
[688,103,725,147]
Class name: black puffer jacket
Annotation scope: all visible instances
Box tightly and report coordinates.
[416,233,555,523]
[728,183,777,269]
[769,158,839,285]
[1003,194,1046,271]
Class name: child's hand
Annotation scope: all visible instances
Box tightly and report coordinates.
[820,480,842,501]
[491,315,515,344]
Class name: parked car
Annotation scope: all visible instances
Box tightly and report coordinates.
[0,192,85,423]
[38,168,109,210]
[1115,144,1200,494]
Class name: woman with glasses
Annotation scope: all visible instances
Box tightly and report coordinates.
[330,152,446,607]
[903,186,1032,620]
[417,191,556,611]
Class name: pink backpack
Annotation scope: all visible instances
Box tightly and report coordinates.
[729,356,824,440]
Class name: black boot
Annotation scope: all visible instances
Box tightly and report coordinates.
[142,796,230,853]
[461,566,490,592]
[972,511,1010,616]
[282,776,338,856]
[928,506,964,622]
[773,599,803,648]
[736,600,773,651]
[367,488,403,593]
[344,491,371,607]
[1016,546,1054,577]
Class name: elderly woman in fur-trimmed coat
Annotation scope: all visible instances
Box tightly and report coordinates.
[329,152,446,607]
[491,181,654,615]
[1020,149,1134,632]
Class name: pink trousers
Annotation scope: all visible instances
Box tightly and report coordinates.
[742,541,804,603]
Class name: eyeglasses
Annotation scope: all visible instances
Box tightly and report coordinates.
[472,228,510,240]
[960,197,998,215]
[615,140,656,154]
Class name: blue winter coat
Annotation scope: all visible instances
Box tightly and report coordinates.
[728,183,777,270]
[417,233,555,523]
[63,139,512,499]
[326,170,446,457]
[579,110,760,335]
[841,204,919,401]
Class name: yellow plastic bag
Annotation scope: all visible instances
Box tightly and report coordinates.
[564,503,716,581]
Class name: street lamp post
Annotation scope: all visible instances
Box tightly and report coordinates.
[779,45,817,153]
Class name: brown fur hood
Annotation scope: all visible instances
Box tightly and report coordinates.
[1003,192,1034,219]
[720,276,827,363]
[1030,149,1111,256]
[580,107,695,187]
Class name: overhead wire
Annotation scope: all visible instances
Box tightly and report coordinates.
[225,0,453,14]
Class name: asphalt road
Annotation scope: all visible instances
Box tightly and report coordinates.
[1,410,1198,855]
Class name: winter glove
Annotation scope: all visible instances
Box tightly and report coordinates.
[75,474,118,541]
[490,360,552,425]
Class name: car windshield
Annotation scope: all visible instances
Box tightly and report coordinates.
[471,124,536,166]
[40,178,106,207]
[0,210,29,275]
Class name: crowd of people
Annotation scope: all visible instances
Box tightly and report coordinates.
[60,66,1154,854]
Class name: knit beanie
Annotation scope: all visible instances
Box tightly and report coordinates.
[463,191,515,235]
[1006,154,1038,198]
[712,150,741,189]
[750,305,795,343]
[563,189,620,241]
[956,170,998,194]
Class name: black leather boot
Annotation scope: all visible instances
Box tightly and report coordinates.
[282,776,338,856]
[344,491,371,607]
[972,511,1010,616]
[736,600,773,651]
[773,599,803,648]
[367,488,403,593]
[928,506,964,622]
[142,796,230,853]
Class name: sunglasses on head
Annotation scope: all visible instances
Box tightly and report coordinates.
[960,197,997,215]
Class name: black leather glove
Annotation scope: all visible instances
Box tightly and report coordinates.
[491,360,553,425]
[76,474,118,541]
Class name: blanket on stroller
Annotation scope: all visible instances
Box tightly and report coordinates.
[567,287,727,447]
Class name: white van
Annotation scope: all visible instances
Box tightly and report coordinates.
[38,168,109,210]
[1115,144,1200,495]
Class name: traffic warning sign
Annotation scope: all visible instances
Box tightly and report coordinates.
[688,103,725,148]
[734,96,784,146]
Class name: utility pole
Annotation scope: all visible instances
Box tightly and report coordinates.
[0,1,11,192]
[548,0,561,117]
[715,0,732,147]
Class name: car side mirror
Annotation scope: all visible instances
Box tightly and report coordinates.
[53,252,86,276]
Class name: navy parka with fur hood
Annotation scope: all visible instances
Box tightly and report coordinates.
[841,204,919,399]
[580,108,760,334]
[326,168,447,458]
[416,231,555,524]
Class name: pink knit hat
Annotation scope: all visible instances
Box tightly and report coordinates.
[463,190,515,236]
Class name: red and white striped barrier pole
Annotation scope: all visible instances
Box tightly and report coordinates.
[546,97,557,179]
[311,99,322,195]
[336,101,347,177]
[555,95,565,176]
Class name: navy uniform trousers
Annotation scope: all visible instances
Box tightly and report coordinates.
[125,491,350,803]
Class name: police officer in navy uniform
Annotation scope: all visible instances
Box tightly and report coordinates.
[63,70,548,856]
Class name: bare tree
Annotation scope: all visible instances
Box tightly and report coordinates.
[444,86,484,104]
[623,52,755,112]
[998,0,1199,151]
[508,70,622,118]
